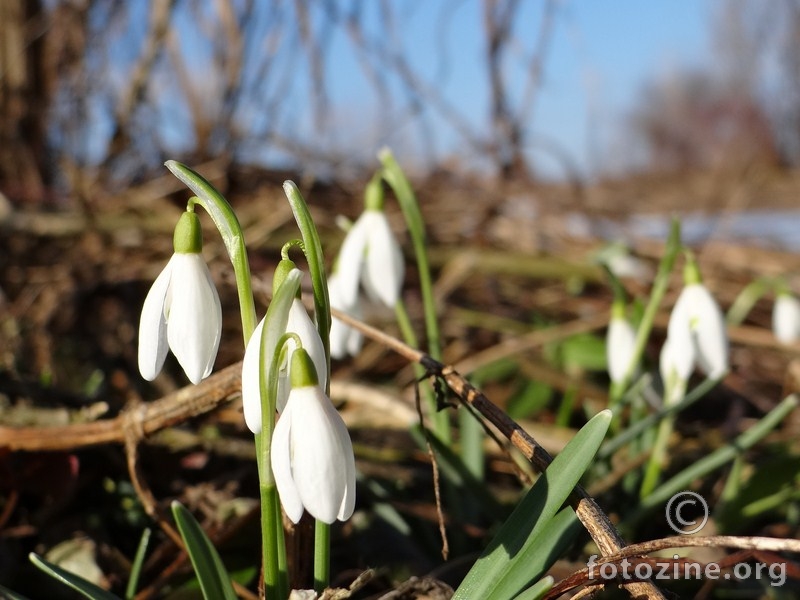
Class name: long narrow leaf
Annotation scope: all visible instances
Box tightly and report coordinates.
[29,553,121,600]
[171,502,237,600]
[125,528,151,600]
[487,508,581,599]
[511,576,555,600]
[453,409,612,600]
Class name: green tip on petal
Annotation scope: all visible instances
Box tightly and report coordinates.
[173,210,203,254]
[683,252,702,285]
[611,299,627,320]
[290,348,319,388]
[364,172,385,211]
[273,259,298,292]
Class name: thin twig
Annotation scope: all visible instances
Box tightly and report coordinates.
[413,378,449,560]
[545,536,800,599]
[0,361,243,451]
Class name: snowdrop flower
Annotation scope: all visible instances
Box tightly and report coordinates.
[773,292,800,344]
[665,259,729,380]
[241,261,327,433]
[336,180,404,308]
[606,301,637,384]
[328,272,363,359]
[271,348,356,524]
[138,211,221,385]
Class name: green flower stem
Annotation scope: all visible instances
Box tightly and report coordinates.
[380,150,449,443]
[625,394,798,528]
[608,219,682,423]
[283,181,331,383]
[165,161,257,343]
[254,272,303,597]
[379,150,441,360]
[314,521,330,592]
[256,442,289,598]
[281,182,335,590]
[253,332,284,599]
[639,378,686,498]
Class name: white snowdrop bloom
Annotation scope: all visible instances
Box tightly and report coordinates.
[336,209,404,309]
[606,308,637,384]
[666,282,729,380]
[328,272,363,359]
[138,212,221,385]
[659,335,693,387]
[773,293,800,344]
[241,299,327,434]
[271,349,356,524]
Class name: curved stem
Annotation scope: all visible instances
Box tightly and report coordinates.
[379,149,442,361]
[166,161,257,343]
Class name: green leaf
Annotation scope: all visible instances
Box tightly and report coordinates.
[511,576,555,600]
[0,583,34,600]
[282,181,331,386]
[559,333,607,372]
[125,528,151,599]
[170,502,237,600]
[453,409,612,600]
[29,553,122,600]
[507,379,553,420]
[260,269,303,445]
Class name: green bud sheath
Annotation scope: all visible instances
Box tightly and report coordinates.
[290,347,319,388]
[173,210,203,254]
[611,299,626,320]
[364,172,385,211]
[683,253,702,285]
[273,259,298,294]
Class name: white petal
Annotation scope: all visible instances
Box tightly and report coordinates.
[138,257,174,381]
[773,294,800,344]
[335,213,371,307]
[666,288,699,380]
[663,325,695,382]
[166,254,222,384]
[288,386,353,524]
[363,211,405,308]
[659,337,674,386]
[328,274,363,359]
[683,284,729,379]
[606,317,636,383]
[335,410,357,521]
[242,318,266,434]
[270,402,305,523]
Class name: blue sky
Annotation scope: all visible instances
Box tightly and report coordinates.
[314,1,714,179]
[90,1,717,181]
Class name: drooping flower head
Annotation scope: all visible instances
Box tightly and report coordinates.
[271,348,356,524]
[606,300,637,384]
[335,176,404,309]
[138,210,222,385]
[773,290,800,345]
[241,260,327,434]
[664,255,729,381]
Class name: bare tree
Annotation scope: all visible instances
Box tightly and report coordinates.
[0,0,49,203]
